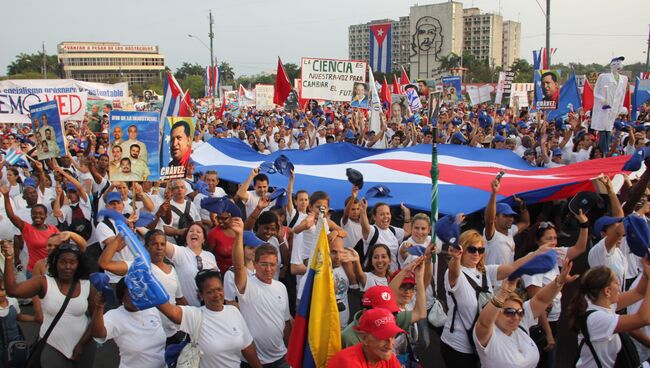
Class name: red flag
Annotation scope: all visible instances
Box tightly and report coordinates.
[381,76,391,105]
[401,67,410,86]
[392,74,401,95]
[274,57,292,106]
[216,95,226,120]
[582,79,594,112]
[178,89,194,117]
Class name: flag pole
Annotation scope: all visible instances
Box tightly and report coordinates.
[428,92,441,265]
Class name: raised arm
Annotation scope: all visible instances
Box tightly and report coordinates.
[447,246,462,289]
[0,186,24,230]
[529,259,578,318]
[97,235,129,276]
[156,302,183,325]
[513,196,530,234]
[1,241,45,299]
[566,210,589,260]
[236,167,259,202]
[484,179,499,240]
[359,198,371,240]
[348,248,367,288]
[599,175,624,218]
[341,186,359,226]
[55,163,88,202]
[496,246,550,280]
[230,218,249,294]
[91,293,108,339]
[59,231,88,252]
[400,203,412,237]
[475,278,518,347]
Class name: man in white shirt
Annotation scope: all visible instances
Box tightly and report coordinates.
[231,218,292,367]
[484,179,530,266]
[163,179,201,244]
[193,170,227,225]
[236,167,273,218]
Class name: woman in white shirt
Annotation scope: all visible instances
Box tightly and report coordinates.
[440,229,550,368]
[157,269,262,368]
[474,259,578,368]
[359,200,411,272]
[349,243,391,291]
[569,264,650,368]
[91,278,166,368]
[2,241,96,367]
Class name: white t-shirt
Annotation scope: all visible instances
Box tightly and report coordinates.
[484,224,518,266]
[575,301,621,368]
[193,189,227,222]
[364,225,405,273]
[362,272,388,291]
[167,200,202,243]
[341,218,362,249]
[333,266,351,328]
[242,190,274,218]
[94,306,166,368]
[223,267,255,302]
[627,276,650,362]
[521,247,568,322]
[95,218,134,283]
[474,301,539,368]
[619,236,643,280]
[170,245,218,307]
[0,297,20,317]
[588,238,627,288]
[236,276,291,364]
[441,265,499,354]
[152,264,183,337]
[180,306,253,368]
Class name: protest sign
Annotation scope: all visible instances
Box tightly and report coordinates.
[0,91,88,123]
[0,79,127,99]
[160,117,195,180]
[467,85,492,106]
[535,70,560,110]
[391,94,409,120]
[495,72,506,105]
[300,58,367,102]
[29,100,66,160]
[109,111,159,182]
[441,76,462,104]
[404,84,422,112]
[255,84,275,110]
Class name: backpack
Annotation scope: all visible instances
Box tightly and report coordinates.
[354,225,396,263]
[170,201,193,246]
[57,204,93,241]
[86,218,116,274]
[575,310,640,368]
[448,271,492,352]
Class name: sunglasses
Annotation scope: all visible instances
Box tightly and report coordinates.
[465,246,485,254]
[502,307,525,318]
[196,268,221,279]
[59,243,82,254]
[539,221,555,229]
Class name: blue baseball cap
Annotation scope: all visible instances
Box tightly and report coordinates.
[23,177,36,188]
[508,250,557,281]
[624,215,650,258]
[493,135,506,143]
[496,203,517,216]
[435,215,460,248]
[65,182,78,192]
[366,185,391,198]
[106,192,122,204]
[407,245,427,256]
[593,215,623,235]
[135,211,156,227]
[452,132,467,144]
[269,188,289,208]
[89,272,116,306]
[243,231,264,247]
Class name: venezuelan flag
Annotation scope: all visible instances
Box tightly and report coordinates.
[287,220,341,367]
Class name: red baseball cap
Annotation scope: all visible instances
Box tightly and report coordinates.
[390,270,416,286]
[361,286,399,313]
[353,308,405,340]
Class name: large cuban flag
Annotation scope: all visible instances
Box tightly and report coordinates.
[369,23,392,74]
[192,138,629,215]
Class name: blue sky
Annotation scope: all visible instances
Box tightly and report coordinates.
[1,0,647,77]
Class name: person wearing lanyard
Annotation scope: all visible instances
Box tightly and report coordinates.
[328,308,403,367]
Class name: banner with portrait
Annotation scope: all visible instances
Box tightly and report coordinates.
[300,58,367,102]
[28,100,67,160]
[535,70,560,110]
[159,117,195,180]
[441,76,462,104]
[350,82,369,109]
[108,111,159,182]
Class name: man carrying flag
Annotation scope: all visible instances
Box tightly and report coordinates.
[287,211,341,368]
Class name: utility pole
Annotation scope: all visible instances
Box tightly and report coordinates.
[545,0,551,68]
[42,42,47,79]
[209,10,216,99]
[646,24,649,73]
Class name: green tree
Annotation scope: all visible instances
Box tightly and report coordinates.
[511,59,534,83]
[283,63,300,83]
[180,75,206,98]
[7,52,61,77]
[174,62,204,80]
[219,62,235,85]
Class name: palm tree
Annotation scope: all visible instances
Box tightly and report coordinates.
[219,62,235,85]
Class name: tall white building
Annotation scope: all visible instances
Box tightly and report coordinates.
[502,20,521,68]
[348,17,411,74]
[348,2,521,80]
[462,8,503,68]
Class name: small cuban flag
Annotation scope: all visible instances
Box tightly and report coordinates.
[4,148,25,166]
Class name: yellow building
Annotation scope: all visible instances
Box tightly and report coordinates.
[57,42,165,85]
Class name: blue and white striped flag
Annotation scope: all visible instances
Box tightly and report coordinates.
[4,148,24,165]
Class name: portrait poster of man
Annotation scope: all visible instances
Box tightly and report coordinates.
[284,89,300,111]
[441,76,462,104]
[109,111,159,182]
[536,69,560,110]
[28,100,66,160]
[428,91,442,124]
[350,82,369,109]
[160,117,195,180]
